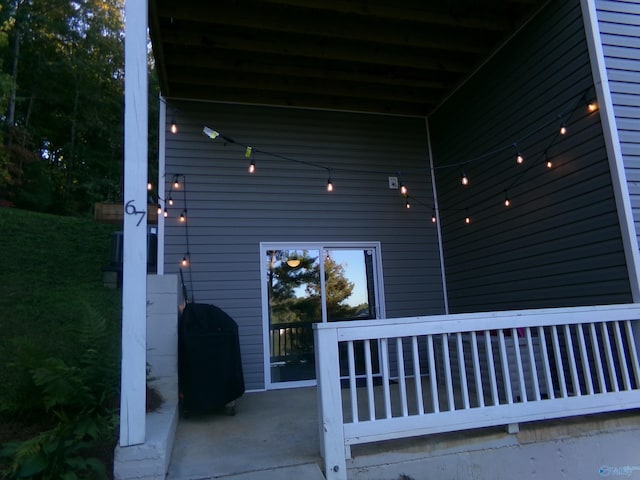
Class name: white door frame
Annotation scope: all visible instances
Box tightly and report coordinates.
[260,241,386,390]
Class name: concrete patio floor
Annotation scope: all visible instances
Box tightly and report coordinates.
[166,387,325,480]
[165,384,640,480]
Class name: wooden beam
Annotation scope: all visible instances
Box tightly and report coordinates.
[162,47,458,88]
[251,0,524,31]
[160,27,475,73]
[120,0,148,447]
[156,2,499,55]
[166,83,433,116]
[167,69,443,104]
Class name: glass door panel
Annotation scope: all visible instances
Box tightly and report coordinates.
[325,248,377,322]
[267,249,320,383]
[325,248,380,378]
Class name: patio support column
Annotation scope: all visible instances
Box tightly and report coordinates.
[314,324,347,480]
[580,0,640,302]
[119,0,148,447]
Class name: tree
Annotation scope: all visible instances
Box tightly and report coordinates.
[0,0,125,215]
[267,250,360,324]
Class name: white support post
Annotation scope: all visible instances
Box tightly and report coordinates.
[314,325,347,480]
[157,97,166,274]
[119,0,149,447]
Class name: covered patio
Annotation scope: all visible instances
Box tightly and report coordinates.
[115,0,640,478]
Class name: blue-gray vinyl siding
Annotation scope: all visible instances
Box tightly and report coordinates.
[596,0,640,241]
[163,103,443,389]
[429,0,632,312]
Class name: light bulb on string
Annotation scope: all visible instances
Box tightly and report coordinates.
[405,197,411,209]
[179,210,186,222]
[173,176,180,189]
[460,170,469,186]
[326,169,334,192]
[545,152,552,169]
[248,160,256,174]
[181,255,189,267]
[465,209,471,224]
[163,208,168,218]
[504,191,511,207]
[168,196,174,206]
[513,144,524,165]
[431,209,437,223]
[400,182,408,195]
[587,101,598,113]
[560,123,567,135]
[170,117,178,134]
[157,204,162,215]
[147,182,153,191]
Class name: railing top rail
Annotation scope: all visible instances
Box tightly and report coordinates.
[313,303,640,341]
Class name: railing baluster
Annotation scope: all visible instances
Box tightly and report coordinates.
[498,329,513,404]
[563,324,581,396]
[589,322,606,393]
[525,327,541,401]
[484,330,499,405]
[551,325,567,398]
[512,328,527,402]
[396,337,409,417]
[470,331,484,408]
[427,334,439,413]
[576,323,594,395]
[613,321,631,391]
[347,340,359,423]
[411,336,425,415]
[442,334,455,410]
[381,338,392,419]
[364,339,376,420]
[457,333,470,409]
[538,326,554,399]
[623,320,640,387]
[601,322,619,392]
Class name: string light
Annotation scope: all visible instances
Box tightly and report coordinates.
[465,209,471,224]
[170,117,178,134]
[326,169,334,192]
[163,208,168,218]
[157,204,162,215]
[180,210,186,222]
[181,255,189,267]
[432,208,437,223]
[191,86,592,219]
[246,146,255,173]
[168,196,174,206]
[173,177,180,189]
[147,182,153,191]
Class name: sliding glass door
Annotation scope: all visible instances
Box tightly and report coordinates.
[262,243,384,388]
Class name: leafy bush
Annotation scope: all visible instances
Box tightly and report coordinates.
[0,305,119,479]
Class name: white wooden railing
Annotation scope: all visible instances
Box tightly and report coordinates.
[314,304,640,480]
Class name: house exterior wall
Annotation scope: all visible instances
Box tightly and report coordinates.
[595,1,640,246]
[162,103,443,390]
[428,0,633,313]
